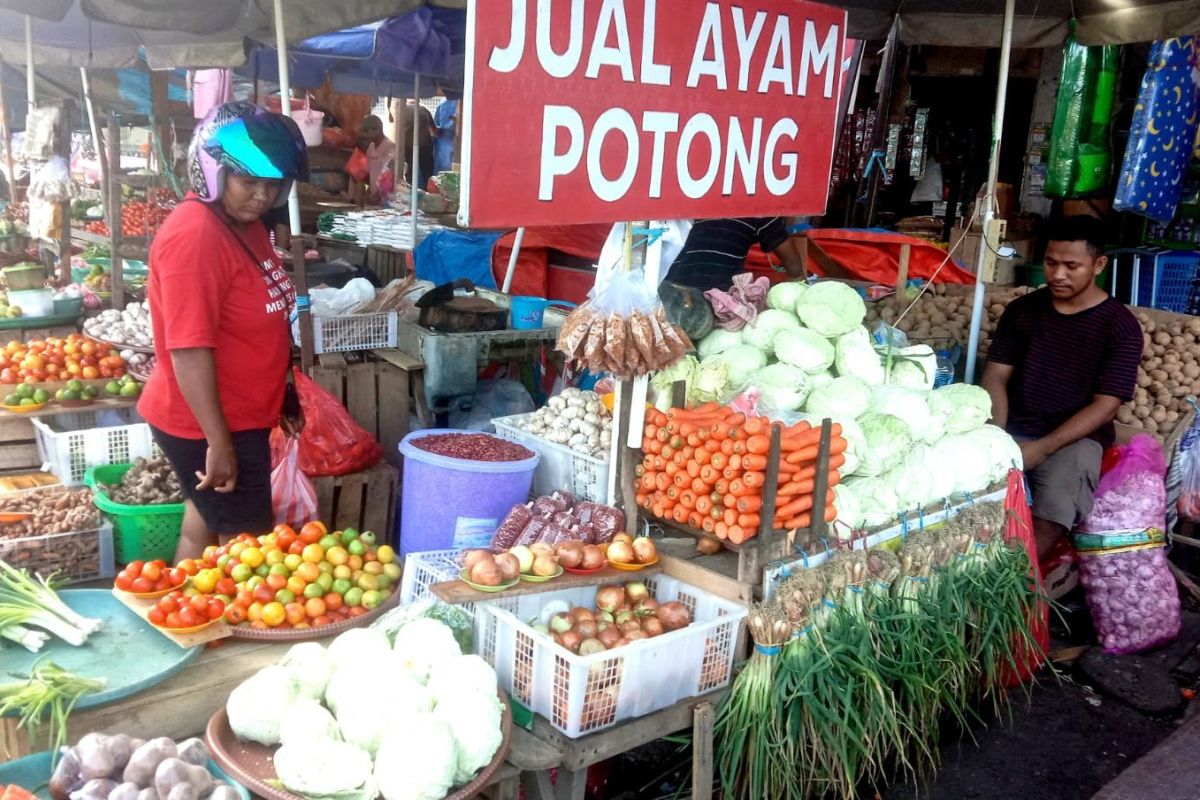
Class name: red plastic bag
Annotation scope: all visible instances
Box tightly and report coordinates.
[345,148,369,182]
[1000,466,1050,688]
[271,368,382,477]
[271,437,318,528]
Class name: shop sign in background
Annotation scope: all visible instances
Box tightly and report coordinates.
[459,0,847,227]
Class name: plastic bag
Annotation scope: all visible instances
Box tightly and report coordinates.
[270,368,383,477]
[1043,34,1118,198]
[1075,434,1180,654]
[1176,418,1200,522]
[447,379,534,431]
[345,148,369,182]
[271,437,318,527]
[1000,466,1048,687]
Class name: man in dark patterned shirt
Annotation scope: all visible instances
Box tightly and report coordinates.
[982,216,1143,561]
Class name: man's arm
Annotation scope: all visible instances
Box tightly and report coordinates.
[171,348,237,493]
[1020,395,1122,470]
[980,361,1012,429]
[772,237,806,278]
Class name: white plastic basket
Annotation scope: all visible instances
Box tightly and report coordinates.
[399,549,519,624]
[0,523,115,583]
[294,312,399,354]
[476,574,747,738]
[32,409,159,486]
[492,413,610,502]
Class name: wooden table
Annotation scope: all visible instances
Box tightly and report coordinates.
[1,639,290,762]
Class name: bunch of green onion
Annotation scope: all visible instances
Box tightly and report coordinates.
[0,561,103,652]
[0,659,105,752]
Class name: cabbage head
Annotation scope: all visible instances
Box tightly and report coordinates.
[808,370,834,390]
[227,665,300,746]
[774,328,835,373]
[796,413,864,477]
[704,344,768,394]
[279,698,341,748]
[278,642,335,702]
[275,739,375,800]
[374,714,457,800]
[690,358,731,404]
[427,654,498,704]
[928,384,993,434]
[869,385,943,444]
[750,363,809,411]
[393,618,462,684]
[696,329,742,359]
[804,376,871,420]
[327,628,392,676]
[742,309,800,354]
[767,281,807,312]
[433,691,504,785]
[832,483,863,535]
[834,328,884,385]
[795,281,866,337]
[885,445,936,509]
[887,358,932,389]
[843,477,899,527]
[650,355,698,411]
[856,412,912,477]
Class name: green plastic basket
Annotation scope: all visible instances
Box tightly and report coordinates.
[85,464,184,563]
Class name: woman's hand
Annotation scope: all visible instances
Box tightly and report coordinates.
[280,410,306,438]
[196,440,238,493]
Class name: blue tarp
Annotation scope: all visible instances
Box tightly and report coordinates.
[238,6,466,98]
[414,230,503,290]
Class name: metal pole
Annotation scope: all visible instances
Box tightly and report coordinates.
[501,226,525,293]
[0,57,15,200]
[273,0,315,371]
[410,75,420,251]
[24,15,33,109]
[965,0,1015,383]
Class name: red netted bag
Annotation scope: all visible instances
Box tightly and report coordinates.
[270,368,382,477]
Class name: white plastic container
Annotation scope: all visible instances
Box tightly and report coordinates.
[492,413,610,502]
[8,288,53,318]
[292,311,398,354]
[32,408,159,486]
[476,575,747,738]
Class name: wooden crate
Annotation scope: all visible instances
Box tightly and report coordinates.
[365,245,410,285]
[312,352,411,470]
[0,416,41,472]
[312,462,398,544]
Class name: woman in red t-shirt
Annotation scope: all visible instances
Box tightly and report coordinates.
[139,102,308,560]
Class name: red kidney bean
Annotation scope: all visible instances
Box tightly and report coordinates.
[411,433,534,462]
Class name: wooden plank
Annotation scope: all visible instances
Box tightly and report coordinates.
[346,362,378,438]
[0,417,34,442]
[377,360,408,467]
[896,242,912,297]
[0,443,42,470]
[334,477,365,532]
[506,728,562,771]
[809,420,833,541]
[312,356,345,404]
[656,551,752,605]
[372,347,424,372]
[553,769,588,800]
[0,639,289,762]
[361,464,393,538]
[691,703,714,800]
[314,476,335,523]
[430,564,663,605]
[530,690,726,772]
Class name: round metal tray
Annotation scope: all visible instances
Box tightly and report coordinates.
[206,689,513,800]
[226,590,399,641]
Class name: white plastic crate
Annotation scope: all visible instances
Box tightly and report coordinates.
[399,549,519,624]
[294,311,398,354]
[476,574,748,738]
[32,409,159,486]
[0,523,115,583]
[492,414,610,502]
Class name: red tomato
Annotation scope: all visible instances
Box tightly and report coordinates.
[166,611,183,628]
[178,606,201,627]
[216,578,237,597]
[323,592,344,612]
[156,596,177,614]
[114,574,133,591]
[130,576,154,593]
[224,605,247,625]
[347,606,368,618]
[311,615,332,627]
[148,607,167,625]
[189,595,209,615]
[177,559,200,577]
[141,562,163,582]
[206,598,226,620]
[127,560,145,575]
[253,585,275,604]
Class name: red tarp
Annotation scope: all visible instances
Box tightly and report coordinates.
[492,226,976,295]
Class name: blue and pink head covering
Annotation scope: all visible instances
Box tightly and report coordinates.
[188,101,308,208]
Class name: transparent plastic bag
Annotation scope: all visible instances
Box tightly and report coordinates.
[1176,422,1200,522]
[271,437,318,527]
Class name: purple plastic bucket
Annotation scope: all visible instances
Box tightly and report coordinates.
[398,429,539,558]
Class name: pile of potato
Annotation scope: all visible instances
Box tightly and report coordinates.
[864,285,1196,438]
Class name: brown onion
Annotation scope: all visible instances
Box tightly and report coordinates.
[595,586,626,613]
[658,601,692,631]
[696,537,723,555]
[574,619,598,640]
[620,619,642,635]
[624,581,649,604]
[569,607,595,624]
[632,537,658,564]
[469,560,502,586]
[607,541,634,564]
[556,540,584,569]
[530,541,555,558]
[581,544,606,570]
[612,533,634,547]
[494,552,520,581]
[462,549,493,571]
[597,626,622,648]
[624,630,647,641]
[641,617,665,637]
[532,554,559,577]
[614,609,636,625]
[596,610,615,624]
[560,630,583,653]
[637,598,660,616]
[549,613,574,634]
[578,638,606,656]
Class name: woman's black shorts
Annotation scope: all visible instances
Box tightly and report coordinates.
[150,426,274,535]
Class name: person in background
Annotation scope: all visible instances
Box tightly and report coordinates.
[402,99,437,192]
[982,215,1143,562]
[348,115,396,205]
[663,217,805,293]
[433,87,460,174]
[139,102,307,560]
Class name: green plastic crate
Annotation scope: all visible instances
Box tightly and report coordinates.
[85,463,184,563]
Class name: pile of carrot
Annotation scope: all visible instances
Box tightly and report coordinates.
[636,402,847,544]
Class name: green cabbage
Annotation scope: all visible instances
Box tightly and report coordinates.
[691,358,731,403]
[808,370,834,390]
[834,328,884,385]
[842,476,898,527]
[742,309,800,353]
[275,739,376,800]
[856,412,912,477]
[750,363,810,411]
[868,385,943,444]
[650,355,698,410]
[797,412,864,476]
[697,328,742,359]
[832,483,863,534]
[795,281,867,337]
[704,344,768,394]
[767,281,807,312]
[774,328,835,373]
[928,384,993,434]
[804,376,871,420]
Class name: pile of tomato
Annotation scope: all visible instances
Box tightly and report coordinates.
[113,559,186,595]
[81,194,177,238]
[0,334,127,384]
[149,591,226,630]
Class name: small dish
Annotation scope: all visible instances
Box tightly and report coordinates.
[608,557,659,572]
[120,577,189,599]
[458,568,519,593]
[563,562,608,575]
[153,617,220,635]
[519,566,564,583]
[3,402,46,414]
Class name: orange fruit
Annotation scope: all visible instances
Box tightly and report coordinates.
[301,543,325,564]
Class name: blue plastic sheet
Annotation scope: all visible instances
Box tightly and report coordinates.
[1114,37,1200,223]
[414,229,503,289]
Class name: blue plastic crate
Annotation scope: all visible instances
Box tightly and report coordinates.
[1133,249,1200,313]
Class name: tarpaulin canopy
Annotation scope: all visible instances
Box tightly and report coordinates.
[0,0,465,69]
[239,6,466,97]
[840,0,1200,47]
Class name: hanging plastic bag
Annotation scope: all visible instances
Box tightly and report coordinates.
[346,148,369,182]
[270,368,383,477]
[1075,434,1180,654]
[271,437,318,527]
[1000,466,1049,688]
[1176,419,1200,522]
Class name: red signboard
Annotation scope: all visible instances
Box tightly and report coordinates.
[458,0,848,228]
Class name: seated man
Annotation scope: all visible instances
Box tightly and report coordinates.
[663,217,804,293]
[982,215,1143,561]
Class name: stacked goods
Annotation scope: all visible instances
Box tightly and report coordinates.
[225,614,504,800]
[639,404,844,541]
[865,286,1197,438]
[84,302,153,349]
[491,491,625,550]
[0,488,107,581]
[504,388,613,457]
[715,503,1042,799]
[84,195,177,239]
[687,280,1024,532]
[523,581,692,654]
[0,335,128,384]
[49,734,241,800]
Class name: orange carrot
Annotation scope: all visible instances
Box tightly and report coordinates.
[738,513,760,529]
[671,505,688,523]
[701,517,716,533]
[722,466,740,481]
[746,435,771,455]
[742,471,766,489]
[715,478,730,495]
[724,508,738,526]
[710,452,728,471]
[744,416,767,436]
[784,436,849,465]
[655,473,670,491]
[720,439,735,455]
[686,460,701,479]
[728,524,749,544]
[741,454,768,472]
[715,521,729,539]
[673,473,690,488]
[679,490,697,510]
[728,453,743,471]
[641,474,657,491]
[724,412,746,427]
[724,493,739,509]
[736,495,763,513]
[696,495,713,515]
